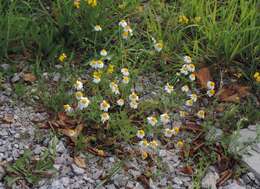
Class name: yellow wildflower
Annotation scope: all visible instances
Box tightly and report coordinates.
[137,130,145,139]
[177,140,184,148]
[64,104,72,113]
[179,15,189,24]
[197,110,205,119]
[141,151,148,160]
[87,0,97,7]
[58,53,67,62]
[107,64,114,74]
[74,0,80,9]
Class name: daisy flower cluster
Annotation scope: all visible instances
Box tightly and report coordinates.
[136,112,183,159]
[119,20,133,40]
[175,56,211,120]
[179,56,196,81]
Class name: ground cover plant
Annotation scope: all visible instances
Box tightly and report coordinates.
[0,0,260,188]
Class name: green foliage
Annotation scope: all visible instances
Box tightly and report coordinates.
[4,136,58,187]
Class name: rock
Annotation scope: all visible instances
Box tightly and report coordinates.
[238,128,257,143]
[0,64,10,70]
[106,184,116,189]
[71,164,85,175]
[53,73,61,82]
[61,177,70,186]
[159,178,167,186]
[223,182,246,189]
[126,181,135,188]
[33,145,43,155]
[159,149,167,157]
[113,174,128,187]
[128,169,141,179]
[56,141,66,153]
[242,148,260,180]
[92,169,103,180]
[201,166,219,189]
[134,183,144,189]
[173,177,183,185]
[11,73,20,83]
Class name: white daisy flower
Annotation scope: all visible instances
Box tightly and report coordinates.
[183,56,192,64]
[181,85,190,93]
[94,25,102,31]
[154,42,163,52]
[130,100,138,109]
[64,104,73,113]
[136,130,145,139]
[160,113,170,125]
[119,20,128,28]
[129,92,139,101]
[75,91,83,100]
[100,100,110,112]
[117,99,124,106]
[164,83,174,94]
[101,113,110,123]
[74,80,83,91]
[190,93,198,102]
[207,81,215,90]
[147,116,158,126]
[164,128,173,138]
[189,73,196,81]
[78,97,90,110]
[197,110,205,119]
[122,76,130,84]
[100,49,108,57]
[121,68,129,76]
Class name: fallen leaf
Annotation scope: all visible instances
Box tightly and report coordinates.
[217,84,250,102]
[2,114,14,123]
[59,124,84,142]
[137,175,150,189]
[22,73,37,82]
[74,156,86,168]
[86,147,109,157]
[195,67,212,88]
[179,166,193,175]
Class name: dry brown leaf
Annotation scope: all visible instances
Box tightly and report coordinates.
[74,156,86,168]
[2,114,15,123]
[195,67,212,88]
[59,124,83,142]
[217,84,250,102]
[179,166,193,175]
[22,73,37,82]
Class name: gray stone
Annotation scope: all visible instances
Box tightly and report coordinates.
[159,149,167,157]
[239,129,258,143]
[53,73,61,82]
[173,177,183,185]
[61,177,70,186]
[242,149,260,180]
[92,169,103,180]
[106,184,116,189]
[223,182,246,189]
[128,169,141,179]
[134,183,144,189]
[56,141,66,153]
[201,166,219,189]
[11,73,20,83]
[0,64,10,70]
[71,164,85,175]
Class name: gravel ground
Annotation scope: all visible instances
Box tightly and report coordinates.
[0,87,259,189]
